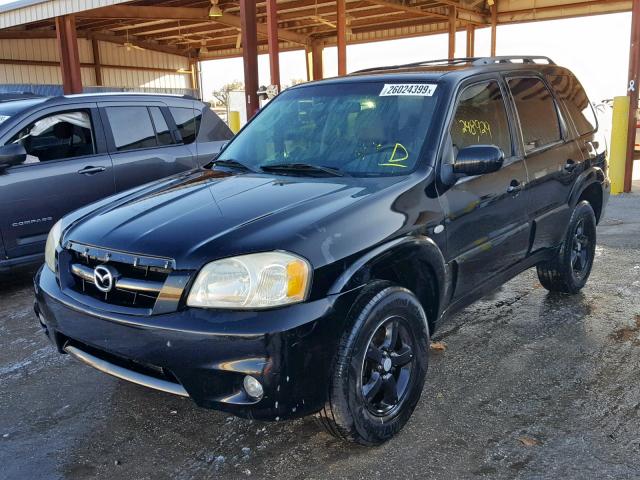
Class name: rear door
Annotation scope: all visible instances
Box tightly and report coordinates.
[0,103,114,259]
[99,101,197,193]
[506,75,583,252]
[546,74,603,170]
[438,77,531,299]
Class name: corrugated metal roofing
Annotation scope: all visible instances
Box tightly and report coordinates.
[0,0,129,29]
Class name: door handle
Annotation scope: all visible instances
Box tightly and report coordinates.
[564,159,577,172]
[77,166,106,175]
[507,180,522,195]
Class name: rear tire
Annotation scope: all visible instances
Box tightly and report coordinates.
[536,200,597,294]
[317,281,430,446]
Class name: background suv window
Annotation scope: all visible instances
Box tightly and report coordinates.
[508,77,561,153]
[106,106,157,152]
[149,107,174,146]
[8,110,94,164]
[451,81,512,156]
[546,74,597,137]
[170,107,202,144]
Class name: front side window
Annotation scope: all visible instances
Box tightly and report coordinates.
[7,110,94,164]
[450,81,512,156]
[106,106,157,152]
[170,107,202,144]
[217,82,440,176]
[508,77,561,153]
[547,74,597,136]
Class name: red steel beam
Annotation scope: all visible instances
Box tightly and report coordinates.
[266,0,281,91]
[625,0,640,192]
[55,15,83,94]
[466,24,475,57]
[337,0,347,76]
[490,2,497,56]
[240,0,259,118]
[448,6,456,59]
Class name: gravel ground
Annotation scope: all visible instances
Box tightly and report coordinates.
[1,194,639,480]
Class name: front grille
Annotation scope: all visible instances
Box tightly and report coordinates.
[64,242,174,310]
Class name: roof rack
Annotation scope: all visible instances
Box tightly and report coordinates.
[471,56,555,65]
[352,57,477,74]
[351,55,555,74]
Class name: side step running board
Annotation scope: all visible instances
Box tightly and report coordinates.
[64,344,189,397]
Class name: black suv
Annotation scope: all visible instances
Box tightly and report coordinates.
[34,57,609,445]
[0,93,232,272]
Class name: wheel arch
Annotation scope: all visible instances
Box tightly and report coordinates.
[329,236,449,329]
[569,167,605,223]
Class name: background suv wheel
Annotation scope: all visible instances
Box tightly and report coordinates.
[317,282,430,445]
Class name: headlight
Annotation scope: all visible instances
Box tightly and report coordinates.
[44,220,63,273]
[187,252,311,309]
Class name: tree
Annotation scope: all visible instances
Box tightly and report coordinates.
[211,80,244,108]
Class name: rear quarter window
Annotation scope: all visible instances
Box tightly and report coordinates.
[547,74,597,136]
[170,107,202,144]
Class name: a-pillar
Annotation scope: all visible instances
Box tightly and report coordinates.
[240,0,259,118]
[55,15,82,94]
[624,0,640,192]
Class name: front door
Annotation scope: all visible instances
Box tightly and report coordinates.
[437,78,531,300]
[0,105,114,259]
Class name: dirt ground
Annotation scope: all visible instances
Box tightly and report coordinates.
[1,194,639,480]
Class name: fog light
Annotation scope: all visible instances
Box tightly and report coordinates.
[243,375,264,400]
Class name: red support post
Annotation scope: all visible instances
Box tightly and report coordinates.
[55,15,82,94]
[266,0,281,91]
[240,0,259,118]
[624,0,640,192]
[466,24,475,57]
[337,0,347,76]
[490,3,497,56]
[448,6,456,60]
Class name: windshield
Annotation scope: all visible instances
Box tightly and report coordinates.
[218,81,440,177]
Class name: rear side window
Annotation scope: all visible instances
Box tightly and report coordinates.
[106,106,157,152]
[450,81,512,156]
[149,107,174,146]
[547,75,597,136]
[508,77,561,153]
[170,107,202,144]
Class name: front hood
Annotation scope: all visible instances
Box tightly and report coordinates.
[66,169,391,268]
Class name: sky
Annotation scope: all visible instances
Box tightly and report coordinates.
[201,12,632,105]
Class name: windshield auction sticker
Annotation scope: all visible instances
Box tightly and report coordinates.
[379,84,437,97]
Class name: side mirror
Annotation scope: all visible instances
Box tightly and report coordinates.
[0,143,27,171]
[452,145,504,176]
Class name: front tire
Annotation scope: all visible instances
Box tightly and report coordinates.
[317,282,430,446]
[536,200,597,294]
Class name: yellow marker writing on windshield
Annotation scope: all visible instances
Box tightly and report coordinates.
[379,143,409,168]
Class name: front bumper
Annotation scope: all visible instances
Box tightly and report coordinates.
[34,266,360,420]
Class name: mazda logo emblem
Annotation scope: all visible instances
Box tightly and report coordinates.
[94,265,117,293]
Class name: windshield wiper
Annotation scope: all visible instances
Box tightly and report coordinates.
[260,163,347,177]
[209,158,255,173]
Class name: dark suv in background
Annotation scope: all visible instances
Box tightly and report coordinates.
[35,57,609,445]
[0,94,232,272]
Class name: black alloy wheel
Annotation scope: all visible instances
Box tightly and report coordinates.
[361,316,415,417]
